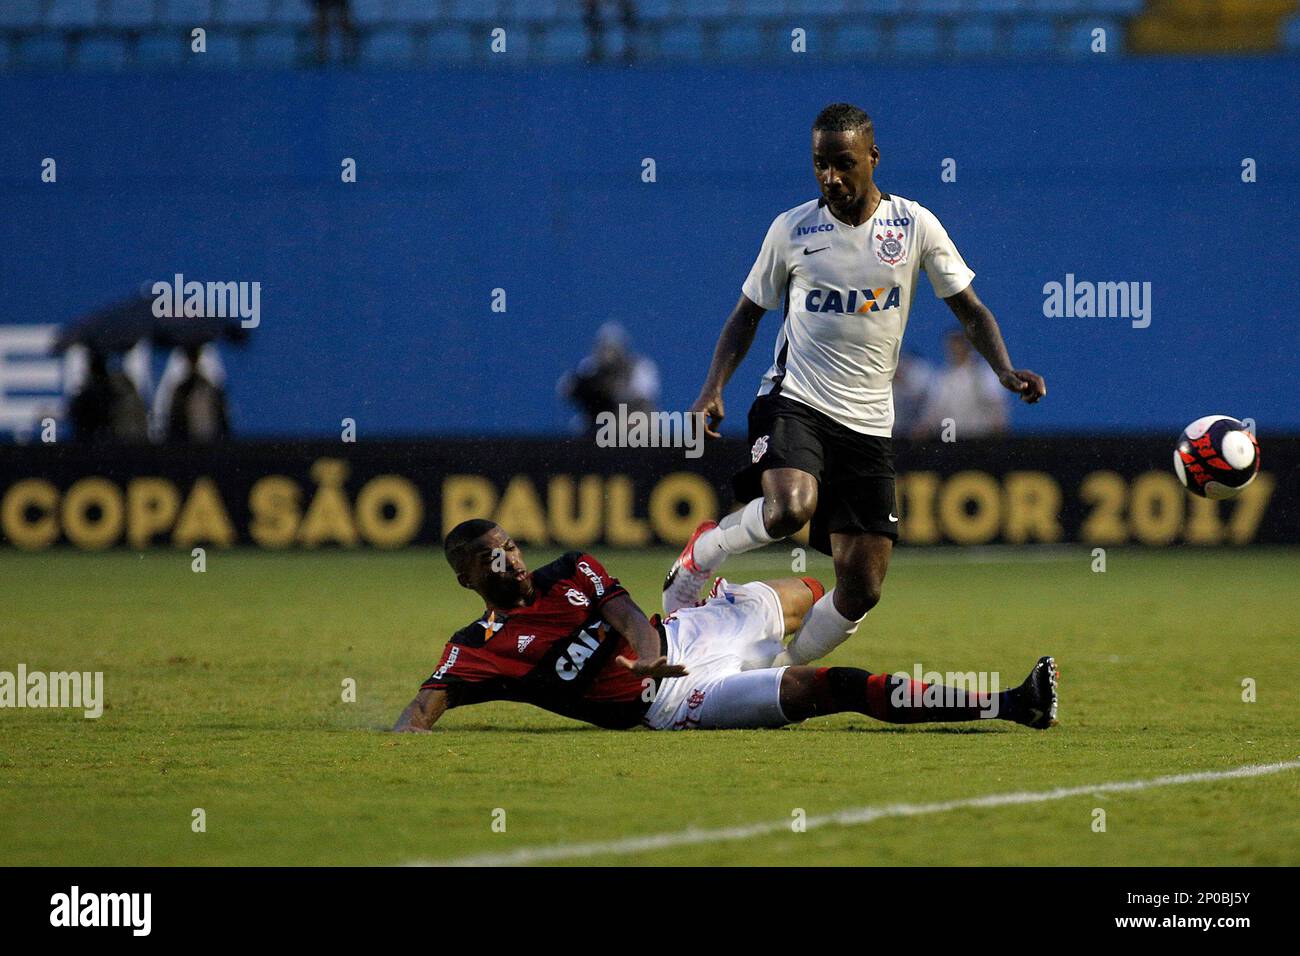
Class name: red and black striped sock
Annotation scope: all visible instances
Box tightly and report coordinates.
[800,576,826,603]
[810,666,1015,724]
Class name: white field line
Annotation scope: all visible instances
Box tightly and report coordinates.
[408,758,1300,867]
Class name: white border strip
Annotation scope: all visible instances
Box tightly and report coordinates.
[408,758,1300,867]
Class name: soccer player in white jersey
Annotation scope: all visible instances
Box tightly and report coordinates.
[664,103,1047,666]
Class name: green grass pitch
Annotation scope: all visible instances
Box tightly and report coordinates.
[1,546,1296,866]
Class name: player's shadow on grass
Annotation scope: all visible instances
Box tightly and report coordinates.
[376,723,601,733]
[843,724,1010,734]
[454,724,604,734]
[374,724,1008,734]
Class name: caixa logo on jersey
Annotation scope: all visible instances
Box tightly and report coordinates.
[555,629,603,681]
[795,223,834,236]
[805,286,902,314]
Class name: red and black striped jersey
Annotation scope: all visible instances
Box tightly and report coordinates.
[421,551,653,729]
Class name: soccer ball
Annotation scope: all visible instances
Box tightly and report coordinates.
[1173,415,1260,499]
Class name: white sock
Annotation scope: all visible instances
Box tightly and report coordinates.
[771,589,864,666]
[693,498,773,570]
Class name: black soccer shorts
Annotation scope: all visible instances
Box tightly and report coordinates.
[731,393,899,555]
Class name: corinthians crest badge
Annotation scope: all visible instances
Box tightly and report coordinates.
[875,229,906,266]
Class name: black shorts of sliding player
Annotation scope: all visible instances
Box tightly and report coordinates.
[732,393,898,555]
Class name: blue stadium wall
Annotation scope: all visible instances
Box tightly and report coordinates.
[2,57,1297,436]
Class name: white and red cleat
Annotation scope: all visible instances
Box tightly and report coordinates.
[662,520,718,615]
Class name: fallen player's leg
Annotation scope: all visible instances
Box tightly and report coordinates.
[645,573,1058,731]
[644,576,815,727]
[652,656,1059,731]
[776,657,1059,729]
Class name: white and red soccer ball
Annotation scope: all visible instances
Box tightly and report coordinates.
[1173,415,1260,499]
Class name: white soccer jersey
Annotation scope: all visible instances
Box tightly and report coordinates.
[741,193,975,436]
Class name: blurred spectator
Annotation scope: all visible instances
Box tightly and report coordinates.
[155,345,230,444]
[558,322,660,432]
[891,349,934,437]
[68,350,149,444]
[585,0,636,64]
[911,331,1007,439]
[310,0,358,65]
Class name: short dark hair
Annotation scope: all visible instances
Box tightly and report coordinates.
[443,518,498,572]
[813,103,873,138]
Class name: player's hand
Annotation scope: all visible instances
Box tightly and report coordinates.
[616,655,689,680]
[998,368,1047,404]
[690,391,725,438]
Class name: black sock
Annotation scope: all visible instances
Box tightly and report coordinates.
[811,666,1014,724]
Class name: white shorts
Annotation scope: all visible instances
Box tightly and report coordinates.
[643,580,793,731]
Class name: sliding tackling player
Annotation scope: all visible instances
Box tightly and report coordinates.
[393,520,1058,733]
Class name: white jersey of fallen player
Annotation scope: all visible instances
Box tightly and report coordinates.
[742,193,975,437]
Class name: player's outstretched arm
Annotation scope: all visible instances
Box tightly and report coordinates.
[599,592,689,681]
[690,294,768,437]
[943,286,1046,404]
[392,688,448,733]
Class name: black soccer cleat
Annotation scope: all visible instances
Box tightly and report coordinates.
[1012,656,1059,729]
